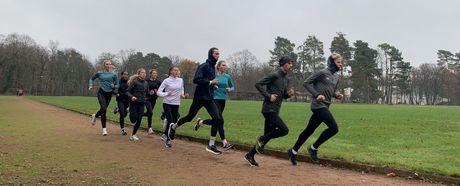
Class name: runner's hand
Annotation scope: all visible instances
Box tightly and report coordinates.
[288,89,295,97]
[270,94,278,103]
[317,95,325,102]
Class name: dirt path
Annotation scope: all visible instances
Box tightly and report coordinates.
[0,97,440,185]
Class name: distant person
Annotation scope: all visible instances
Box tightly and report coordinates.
[169,47,225,155]
[126,68,148,141]
[17,88,24,96]
[156,66,186,147]
[287,53,343,165]
[195,60,235,150]
[89,59,119,136]
[244,56,295,166]
[113,71,130,135]
[143,69,162,135]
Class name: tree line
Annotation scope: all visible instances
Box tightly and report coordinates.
[1,32,459,105]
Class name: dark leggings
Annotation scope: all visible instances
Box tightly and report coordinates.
[249,112,289,156]
[129,101,145,135]
[260,112,289,143]
[292,108,339,151]
[95,89,112,128]
[177,99,223,137]
[163,103,179,136]
[117,99,129,129]
[144,99,157,128]
[203,99,226,139]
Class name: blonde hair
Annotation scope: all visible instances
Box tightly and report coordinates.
[103,59,112,65]
[128,68,145,86]
[216,60,226,71]
[331,53,342,60]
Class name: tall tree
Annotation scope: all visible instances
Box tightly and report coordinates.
[297,35,325,74]
[269,36,297,68]
[436,50,454,68]
[296,35,325,100]
[377,43,403,104]
[349,40,380,103]
[394,61,412,103]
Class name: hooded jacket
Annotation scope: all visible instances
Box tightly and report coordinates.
[193,48,218,100]
[303,56,340,110]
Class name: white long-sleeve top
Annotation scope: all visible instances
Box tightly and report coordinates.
[156,76,184,105]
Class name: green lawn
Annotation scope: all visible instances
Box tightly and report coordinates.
[28,96,460,177]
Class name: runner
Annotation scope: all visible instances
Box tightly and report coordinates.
[126,68,148,141]
[244,56,295,166]
[157,66,185,147]
[144,69,162,134]
[195,60,235,150]
[89,59,119,136]
[169,47,225,155]
[287,53,343,165]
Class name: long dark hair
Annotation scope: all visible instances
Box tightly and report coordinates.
[168,66,179,76]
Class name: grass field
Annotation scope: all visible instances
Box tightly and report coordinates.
[28,96,460,177]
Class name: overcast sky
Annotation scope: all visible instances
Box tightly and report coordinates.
[1,0,459,66]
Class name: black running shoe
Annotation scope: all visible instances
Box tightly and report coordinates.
[308,145,319,163]
[223,143,234,151]
[206,145,222,155]
[168,123,176,140]
[255,136,265,154]
[113,107,119,114]
[160,112,165,120]
[287,148,297,165]
[244,153,259,166]
[194,118,202,131]
[120,129,127,136]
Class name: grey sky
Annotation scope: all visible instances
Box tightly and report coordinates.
[1,0,459,66]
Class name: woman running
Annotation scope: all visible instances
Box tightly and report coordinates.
[89,59,119,136]
[169,47,225,155]
[287,53,343,165]
[157,66,185,147]
[195,60,235,150]
[144,69,162,134]
[126,68,148,141]
[114,71,130,135]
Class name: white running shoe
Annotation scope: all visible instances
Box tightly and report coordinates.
[194,118,202,131]
[130,135,139,141]
[148,128,154,135]
[163,118,168,131]
[91,114,96,125]
[102,128,108,136]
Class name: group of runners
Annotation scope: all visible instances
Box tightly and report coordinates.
[88,47,343,166]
